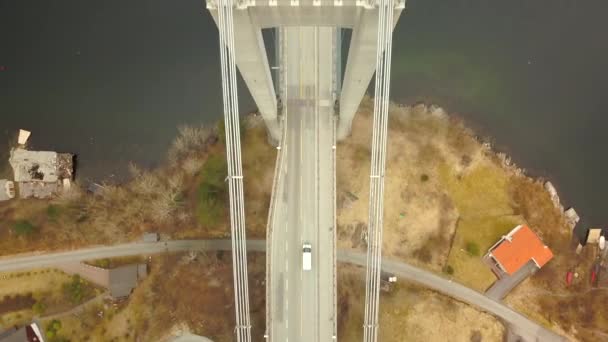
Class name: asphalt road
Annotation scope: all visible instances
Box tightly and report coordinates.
[0,240,565,341]
[0,239,264,272]
[267,26,337,342]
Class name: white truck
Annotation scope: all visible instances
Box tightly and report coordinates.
[302,243,312,271]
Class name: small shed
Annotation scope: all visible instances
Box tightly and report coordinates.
[108,264,148,299]
[142,232,159,243]
[108,265,140,298]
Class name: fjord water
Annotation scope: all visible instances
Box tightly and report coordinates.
[0,0,606,225]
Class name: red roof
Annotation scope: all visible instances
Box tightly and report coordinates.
[490,225,553,275]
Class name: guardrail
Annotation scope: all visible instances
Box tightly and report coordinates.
[264,114,288,341]
[331,114,338,338]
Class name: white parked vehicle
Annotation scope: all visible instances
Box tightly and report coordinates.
[302,243,312,271]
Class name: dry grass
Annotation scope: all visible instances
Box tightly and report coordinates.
[336,96,605,339]
[1,99,601,340]
[44,252,266,342]
[438,160,524,290]
[338,264,505,341]
[446,215,523,291]
[503,177,606,341]
[241,119,275,239]
[0,118,273,255]
[337,98,484,272]
[84,256,146,269]
[0,268,100,329]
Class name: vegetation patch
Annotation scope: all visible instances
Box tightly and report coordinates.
[11,220,37,236]
[465,241,480,256]
[196,153,228,227]
[46,319,69,342]
[47,252,266,341]
[338,265,505,341]
[438,160,524,290]
[46,204,63,221]
[85,256,146,269]
[61,274,94,305]
[241,119,275,238]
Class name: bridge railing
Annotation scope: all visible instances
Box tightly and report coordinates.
[264,116,287,340]
[331,114,338,338]
[208,0,406,9]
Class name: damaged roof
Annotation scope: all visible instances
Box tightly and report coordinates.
[9,149,59,182]
[9,148,73,183]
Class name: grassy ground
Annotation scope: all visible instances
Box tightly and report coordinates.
[40,252,267,342]
[1,102,603,340]
[0,268,99,330]
[337,100,470,271]
[338,264,505,341]
[336,97,607,340]
[438,160,524,291]
[336,97,521,284]
[446,215,522,290]
[503,176,603,341]
[241,117,275,239]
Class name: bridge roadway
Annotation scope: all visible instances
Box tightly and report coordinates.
[0,240,565,342]
[267,26,337,341]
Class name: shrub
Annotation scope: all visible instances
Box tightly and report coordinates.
[444,265,454,275]
[98,259,110,268]
[32,301,47,315]
[420,174,429,182]
[63,275,87,304]
[46,319,66,342]
[47,205,61,220]
[12,220,37,236]
[465,241,480,256]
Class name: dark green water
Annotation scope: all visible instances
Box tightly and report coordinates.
[0,0,606,226]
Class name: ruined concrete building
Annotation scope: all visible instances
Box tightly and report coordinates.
[9,148,74,199]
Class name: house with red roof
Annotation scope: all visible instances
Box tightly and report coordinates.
[485,225,554,278]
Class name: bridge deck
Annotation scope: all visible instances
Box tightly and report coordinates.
[267,26,337,341]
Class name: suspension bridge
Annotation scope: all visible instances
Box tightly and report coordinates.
[207,0,404,341]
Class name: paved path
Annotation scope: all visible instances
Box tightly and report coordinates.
[41,292,110,321]
[0,240,566,341]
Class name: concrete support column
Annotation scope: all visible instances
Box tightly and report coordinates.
[337,8,402,140]
[209,8,280,141]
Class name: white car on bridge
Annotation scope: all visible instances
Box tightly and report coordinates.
[302,243,312,271]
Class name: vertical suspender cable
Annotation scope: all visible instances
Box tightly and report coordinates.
[216,0,252,341]
[363,0,394,341]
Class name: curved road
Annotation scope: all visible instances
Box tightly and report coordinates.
[0,240,565,341]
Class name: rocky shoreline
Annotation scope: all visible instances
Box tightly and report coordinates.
[410,102,580,235]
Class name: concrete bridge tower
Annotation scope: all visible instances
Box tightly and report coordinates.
[207,0,405,141]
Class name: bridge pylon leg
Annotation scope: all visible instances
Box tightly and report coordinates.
[338,8,403,140]
[209,8,280,142]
